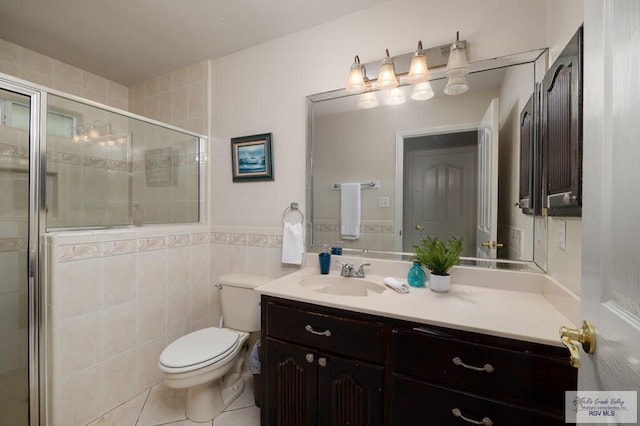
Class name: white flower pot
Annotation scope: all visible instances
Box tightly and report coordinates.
[429,273,450,292]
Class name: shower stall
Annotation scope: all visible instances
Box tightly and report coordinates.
[0,73,204,425]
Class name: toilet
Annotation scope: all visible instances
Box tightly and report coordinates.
[158,273,270,422]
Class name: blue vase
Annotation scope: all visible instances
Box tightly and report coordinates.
[407,262,426,287]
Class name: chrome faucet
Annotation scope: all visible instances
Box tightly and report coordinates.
[355,263,370,278]
[340,262,355,277]
[340,262,370,278]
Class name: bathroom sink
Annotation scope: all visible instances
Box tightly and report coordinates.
[298,275,385,296]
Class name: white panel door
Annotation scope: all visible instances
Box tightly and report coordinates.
[577,1,640,422]
[476,99,499,258]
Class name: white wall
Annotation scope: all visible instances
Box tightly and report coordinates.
[209,0,549,229]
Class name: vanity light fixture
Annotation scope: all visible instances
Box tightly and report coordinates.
[376,49,399,90]
[410,81,435,101]
[346,55,366,93]
[358,90,379,109]
[384,87,406,106]
[444,32,469,95]
[407,41,431,84]
[347,32,470,108]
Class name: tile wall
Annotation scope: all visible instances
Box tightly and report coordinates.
[128,61,208,135]
[47,226,297,425]
[0,38,129,110]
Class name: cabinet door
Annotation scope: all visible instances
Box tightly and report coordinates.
[543,26,583,216]
[264,338,318,426]
[318,354,384,426]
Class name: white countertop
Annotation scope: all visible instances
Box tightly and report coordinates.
[256,264,578,348]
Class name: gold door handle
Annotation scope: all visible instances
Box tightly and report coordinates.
[415,224,424,231]
[559,320,596,368]
[480,241,503,249]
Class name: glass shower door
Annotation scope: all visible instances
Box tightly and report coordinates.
[0,86,35,425]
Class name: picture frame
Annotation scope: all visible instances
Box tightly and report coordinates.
[231,133,273,182]
[145,147,174,186]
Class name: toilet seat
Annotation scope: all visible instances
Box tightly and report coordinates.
[159,328,241,373]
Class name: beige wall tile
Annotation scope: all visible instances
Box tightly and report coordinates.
[0,39,19,63]
[173,67,188,88]
[138,295,165,344]
[103,255,137,307]
[158,73,173,93]
[103,302,137,358]
[53,60,82,85]
[136,338,164,391]
[20,48,54,75]
[103,350,138,411]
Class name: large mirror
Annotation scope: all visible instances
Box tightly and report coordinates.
[307,49,547,263]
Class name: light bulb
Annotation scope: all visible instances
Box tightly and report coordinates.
[407,41,430,84]
[346,55,365,93]
[384,87,406,106]
[358,91,378,109]
[411,82,435,101]
[376,50,398,90]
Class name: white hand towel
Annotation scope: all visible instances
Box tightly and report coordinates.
[281,222,304,265]
[340,182,361,240]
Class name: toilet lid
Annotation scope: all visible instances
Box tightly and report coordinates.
[159,328,240,369]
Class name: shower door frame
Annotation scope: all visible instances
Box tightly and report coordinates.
[0,74,46,426]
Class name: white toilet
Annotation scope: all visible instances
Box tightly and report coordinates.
[158,273,270,422]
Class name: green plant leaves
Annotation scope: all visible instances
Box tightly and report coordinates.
[413,236,464,275]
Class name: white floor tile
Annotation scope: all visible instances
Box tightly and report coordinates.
[86,389,149,426]
[213,406,260,426]
[136,382,189,426]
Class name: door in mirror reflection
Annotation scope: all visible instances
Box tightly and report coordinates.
[403,131,477,256]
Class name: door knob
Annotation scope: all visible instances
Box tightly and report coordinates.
[559,320,596,368]
[415,224,424,231]
[480,241,503,249]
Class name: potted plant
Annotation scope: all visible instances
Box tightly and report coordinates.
[413,236,464,292]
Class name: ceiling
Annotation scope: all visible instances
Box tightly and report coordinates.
[0,0,387,86]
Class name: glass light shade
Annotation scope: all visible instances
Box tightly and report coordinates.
[346,62,365,93]
[377,58,398,90]
[384,87,406,106]
[444,75,469,96]
[410,82,435,101]
[358,91,378,109]
[407,52,430,84]
[445,43,469,78]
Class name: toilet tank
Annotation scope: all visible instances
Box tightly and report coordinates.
[219,273,271,332]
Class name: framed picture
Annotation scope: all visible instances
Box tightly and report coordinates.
[145,147,174,186]
[231,133,273,182]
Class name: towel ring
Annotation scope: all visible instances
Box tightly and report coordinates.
[283,203,304,225]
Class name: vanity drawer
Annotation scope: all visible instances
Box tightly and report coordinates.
[265,301,384,364]
[392,374,568,426]
[391,327,576,413]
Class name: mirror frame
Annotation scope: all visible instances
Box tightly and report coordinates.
[306,48,549,270]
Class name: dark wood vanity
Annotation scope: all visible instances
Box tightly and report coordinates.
[260,295,577,426]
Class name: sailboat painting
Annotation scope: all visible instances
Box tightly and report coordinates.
[231,133,273,182]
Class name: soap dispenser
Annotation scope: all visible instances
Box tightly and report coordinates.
[407,261,426,287]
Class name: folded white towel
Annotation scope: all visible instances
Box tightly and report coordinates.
[340,183,361,240]
[383,277,410,294]
[281,222,303,265]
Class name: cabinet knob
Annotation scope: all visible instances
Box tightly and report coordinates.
[318,357,327,367]
[451,408,493,425]
[305,353,314,363]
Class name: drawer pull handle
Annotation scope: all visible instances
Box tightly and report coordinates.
[318,357,327,367]
[451,408,493,425]
[305,324,332,337]
[452,357,494,373]
[305,353,314,363]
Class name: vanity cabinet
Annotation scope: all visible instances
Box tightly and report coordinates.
[391,326,576,425]
[262,297,384,426]
[260,295,577,426]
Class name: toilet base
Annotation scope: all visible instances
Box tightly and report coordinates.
[184,349,246,422]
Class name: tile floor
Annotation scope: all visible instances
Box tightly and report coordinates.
[88,370,260,426]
